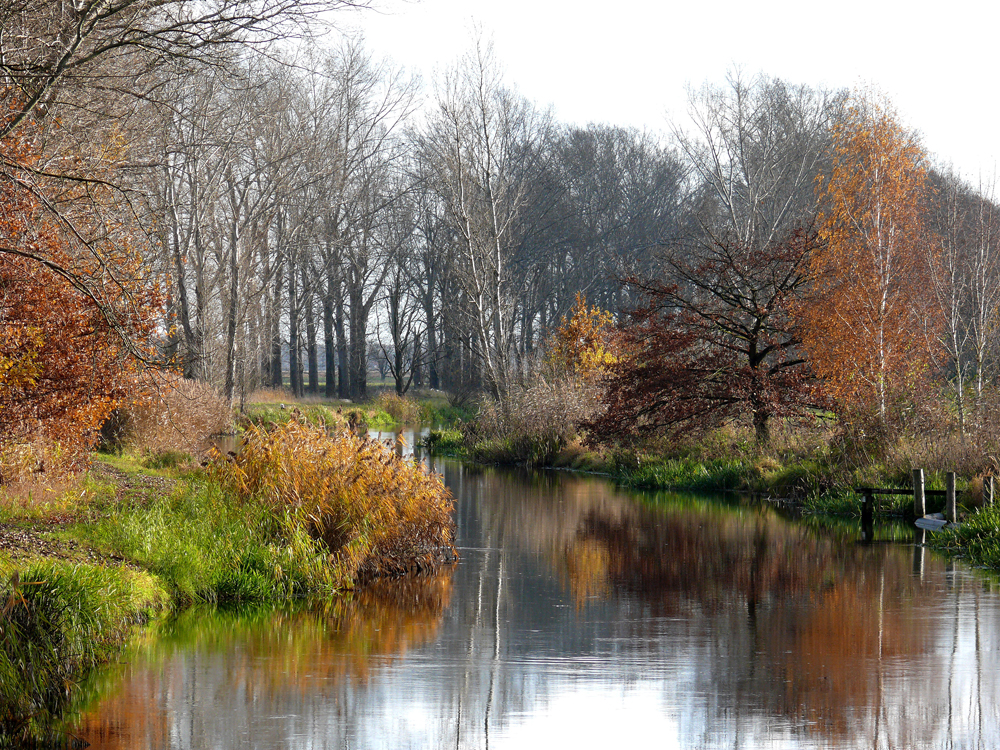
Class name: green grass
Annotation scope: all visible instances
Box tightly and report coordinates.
[420,401,477,427]
[927,505,1000,568]
[609,454,761,492]
[77,479,331,605]
[420,428,465,457]
[140,449,193,470]
[242,400,399,433]
[0,559,167,742]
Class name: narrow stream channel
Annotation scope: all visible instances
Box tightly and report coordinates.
[65,457,1000,749]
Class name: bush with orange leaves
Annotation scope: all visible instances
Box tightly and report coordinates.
[209,421,455,588]
[547,293,619,381]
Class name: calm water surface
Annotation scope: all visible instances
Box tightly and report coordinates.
[67,458,1000,749]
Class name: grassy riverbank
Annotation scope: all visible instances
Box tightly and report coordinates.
[242,389,474,433]
[0,417,454,745]
[425,417,999,560]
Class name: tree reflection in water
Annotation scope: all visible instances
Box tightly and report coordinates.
[67,461,1000,749]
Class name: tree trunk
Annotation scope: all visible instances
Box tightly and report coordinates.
[323,291,335,399]
[305,291,318,394]
[223,226,239,401]
[335,290,350,400]
[288,254,301,398]
[267,253,284,388]
[412,332,422,390]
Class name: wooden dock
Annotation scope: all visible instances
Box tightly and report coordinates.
[855,469,977,535]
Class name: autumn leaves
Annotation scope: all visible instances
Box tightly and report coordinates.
[589,90,950,448]
[0,94,160,478]
[803,95,936,424]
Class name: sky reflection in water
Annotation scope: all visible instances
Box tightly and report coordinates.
[68,459,1000,749]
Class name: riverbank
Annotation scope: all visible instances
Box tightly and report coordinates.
[424,423,1000,571]
[0,418,455,745]
[424,426,962,507]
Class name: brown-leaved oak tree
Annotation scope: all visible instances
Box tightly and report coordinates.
[0,97,160,474]
[586,228,822,447]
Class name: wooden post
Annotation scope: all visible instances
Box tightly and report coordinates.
[913,468,926,518]
[946,471,957,523]
[861,491,874,542]
[986,475,994,507]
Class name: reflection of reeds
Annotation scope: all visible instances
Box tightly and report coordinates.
[67,571,454,749]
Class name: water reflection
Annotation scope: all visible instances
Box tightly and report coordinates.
[367,427,428,459]
[67,462,1000,749]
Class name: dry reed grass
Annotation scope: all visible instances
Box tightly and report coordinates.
[468,376,603,465]
[115,374,233,456]
[374,392,422,424]
[210,420,455,587]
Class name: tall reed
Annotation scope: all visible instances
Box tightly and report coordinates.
[210,421,455,587]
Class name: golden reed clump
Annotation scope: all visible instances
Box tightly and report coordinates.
[210,421,455,587]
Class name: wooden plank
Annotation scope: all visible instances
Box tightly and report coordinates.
[853,488,956,497]
[915,517,948,531]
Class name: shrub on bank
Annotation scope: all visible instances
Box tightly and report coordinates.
[101,374,232,456]
[210,421,455,587]
[465,377,598,467]
[375,392,422,424]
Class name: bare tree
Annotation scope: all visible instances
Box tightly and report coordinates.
[419,38,553,400]
[0,0,369,139]
[927,169,1000,433]
[673,71,841,250]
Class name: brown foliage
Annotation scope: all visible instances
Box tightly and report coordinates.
[586,229,822,447]
[210,421,455,587]
[0,94,161,476]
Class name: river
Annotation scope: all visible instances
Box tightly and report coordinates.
[65,456,1000,749]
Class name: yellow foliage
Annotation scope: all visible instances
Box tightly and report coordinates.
[0,326,43,396]
[548,293,618,380]
[209,421,455,588]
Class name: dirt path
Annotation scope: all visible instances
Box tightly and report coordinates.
[0,462,176,567]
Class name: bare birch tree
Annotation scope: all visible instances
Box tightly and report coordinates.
[420,38,553,400]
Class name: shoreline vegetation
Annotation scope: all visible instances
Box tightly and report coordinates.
[0,390,459,745]
[1,386,997,744]
[421,398,999,574]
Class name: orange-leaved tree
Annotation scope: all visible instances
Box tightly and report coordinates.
[800,92,939,426]
[0,94,162,477]
[547,293,619,381]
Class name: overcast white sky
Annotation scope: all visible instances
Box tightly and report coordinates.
[335,0,999,183]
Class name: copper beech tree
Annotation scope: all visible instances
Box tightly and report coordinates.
[799,93,939,425]
[585,229,822,447]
